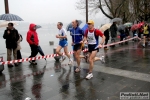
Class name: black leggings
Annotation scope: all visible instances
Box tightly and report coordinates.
[105,39,109,45]
[120,36,124,41]
[104,37,109,48]
[29,44,38,62]
[17,50,22,59]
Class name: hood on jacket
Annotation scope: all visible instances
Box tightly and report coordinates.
[29,23,36,31]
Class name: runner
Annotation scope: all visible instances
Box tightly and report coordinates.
[143,23,149,47]
[56,22,73,64]
[70,20,84,73]
[83,20,105,79]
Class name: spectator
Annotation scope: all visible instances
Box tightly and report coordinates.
[3,23,19,67]
[26,23,39,65]
[17,34,23,60]
[104,29,109,50]
[110,22,117,47]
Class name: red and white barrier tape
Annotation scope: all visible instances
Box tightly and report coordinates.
[0,36,140,65]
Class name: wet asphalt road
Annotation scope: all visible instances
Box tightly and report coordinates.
[0,40,149,100]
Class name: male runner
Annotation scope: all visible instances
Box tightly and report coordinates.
[83,20,105,79]
[56,22,73,64]
[70,20,84,72]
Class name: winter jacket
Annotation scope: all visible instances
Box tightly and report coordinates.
[110,24,117,38]
[3,28,19,49]
[26,23,39,46]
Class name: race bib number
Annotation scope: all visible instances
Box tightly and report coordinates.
[88,36,94,40]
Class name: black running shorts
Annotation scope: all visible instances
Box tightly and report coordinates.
[73,44,82,51]
[88,44,99,53]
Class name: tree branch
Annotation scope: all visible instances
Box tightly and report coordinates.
[98,0,113,19]
[114,0,125,15]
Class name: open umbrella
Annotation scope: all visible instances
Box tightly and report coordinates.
[124,22,133,27]
[118,25,125,31]
[111,18,122,22]
[0,14,23,21]
[35,25,42,29]
[0,21,18,28]
[131,24,139,31]
[81,24,88,33]
[100,23,112,32]
[138,22,144,28]
[66,20,82,31]
[38,46,44,56]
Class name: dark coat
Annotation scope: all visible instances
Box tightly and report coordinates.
[104,29,110,40]
[110,24,117,38]
[3,28,19,49]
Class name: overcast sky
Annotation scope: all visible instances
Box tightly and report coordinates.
[0,0,106,24]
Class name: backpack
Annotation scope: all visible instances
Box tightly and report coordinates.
[94,29,99,41]
[19,34,23,41]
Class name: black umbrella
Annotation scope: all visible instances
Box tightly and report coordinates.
[38,46,46,60]
[66,20,82,31]
[0,14,23,21]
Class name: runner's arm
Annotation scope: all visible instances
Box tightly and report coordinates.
[96,30,105,48]
[100,35,105,45]
[56,35,67,38]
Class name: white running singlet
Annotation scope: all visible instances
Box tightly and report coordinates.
[87,30,97,44]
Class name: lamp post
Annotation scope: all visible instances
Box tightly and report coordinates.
[86,0,88,22]
[4,0,9,14]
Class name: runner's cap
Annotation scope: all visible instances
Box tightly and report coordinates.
[87,20,94,25]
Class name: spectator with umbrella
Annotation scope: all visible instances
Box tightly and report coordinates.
[110,22,117,47]
[3,23,20,67]
[125,26,130,39]
[104,29,110,50]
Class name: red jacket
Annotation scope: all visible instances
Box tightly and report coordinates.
[26,23,39,46]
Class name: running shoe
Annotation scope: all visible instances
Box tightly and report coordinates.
[86,73,93,79]
[8,64,13,68]
[29,61,32,64]
[68,59,73,65]
[29,61,37,65]
[32,62,37,65]
[14,63,19,66]
[74,67,81,73]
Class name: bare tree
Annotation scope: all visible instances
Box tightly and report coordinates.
[76,0,150,22]
[130,0,150,21]
[76,0,126,19]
